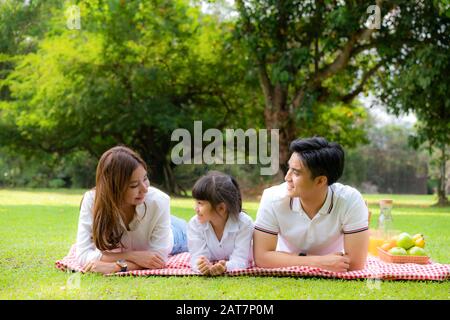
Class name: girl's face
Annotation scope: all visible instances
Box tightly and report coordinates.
[124,165,149,207]
[194,200,220,224]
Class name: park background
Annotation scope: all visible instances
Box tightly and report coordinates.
[0,0,449,300]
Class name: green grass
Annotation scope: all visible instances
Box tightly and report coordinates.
[0,188,449,300]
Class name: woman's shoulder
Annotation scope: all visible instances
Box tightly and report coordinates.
[144,186,170,204]
[80,189,95,205]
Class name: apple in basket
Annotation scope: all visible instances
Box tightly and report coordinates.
[396,232,415,250]
[407,246,427,256]
[388,247,407,255]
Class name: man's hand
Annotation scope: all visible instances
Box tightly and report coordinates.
[316,253,350,273]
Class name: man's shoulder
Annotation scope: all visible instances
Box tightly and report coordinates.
[332,182,364,204]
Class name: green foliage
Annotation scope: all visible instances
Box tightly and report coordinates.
[373,5,449,203]
[341,122,430,194]
[0,147,96,188]
[0,0,261,192]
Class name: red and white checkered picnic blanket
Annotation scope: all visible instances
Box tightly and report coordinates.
[55,245,450,281]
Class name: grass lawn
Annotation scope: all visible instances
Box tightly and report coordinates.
[0,188,449,300]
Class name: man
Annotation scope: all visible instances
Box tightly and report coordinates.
[253,137,369,272]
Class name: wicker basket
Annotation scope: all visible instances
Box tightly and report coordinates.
[377,247,430,264]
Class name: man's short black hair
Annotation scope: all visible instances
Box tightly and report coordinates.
[289,136,344,185]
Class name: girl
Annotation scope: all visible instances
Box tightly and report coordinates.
[75,145,188,274]
[187,171,254,275]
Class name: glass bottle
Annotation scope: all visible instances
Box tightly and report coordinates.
[377,199,394,239]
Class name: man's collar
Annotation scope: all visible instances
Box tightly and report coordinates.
[292,186,334,216]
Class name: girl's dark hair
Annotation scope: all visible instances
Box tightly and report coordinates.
[192,171,242,217]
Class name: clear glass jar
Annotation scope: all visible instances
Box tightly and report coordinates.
[377,199,394,239]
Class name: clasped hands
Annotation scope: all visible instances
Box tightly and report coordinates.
[196,256,227,276]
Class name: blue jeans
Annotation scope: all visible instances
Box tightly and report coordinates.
[170,215,188,255]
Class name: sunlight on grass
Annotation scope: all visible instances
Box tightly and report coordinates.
[0,188,449,300]
[0,189,85,206]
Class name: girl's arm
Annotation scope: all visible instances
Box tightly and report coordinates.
[225,216,254,271]
[187,218,210,273]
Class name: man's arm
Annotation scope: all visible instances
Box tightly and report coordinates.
[253,229,318,268]
[344,230,369,271]
[253,230,350,272]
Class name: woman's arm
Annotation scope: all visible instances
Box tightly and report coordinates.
[75,191,103,266]
[100,251,165,269]
[83,260,141,274]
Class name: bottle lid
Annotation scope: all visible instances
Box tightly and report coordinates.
[379,199,393,207]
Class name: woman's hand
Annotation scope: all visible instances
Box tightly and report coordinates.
[197,256,212,275]
[315,253,350,273]
[128,251,166,269]
[83,260,119,275]
[209,260,227,276]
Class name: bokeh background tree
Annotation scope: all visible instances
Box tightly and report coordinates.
[0,0,449,205]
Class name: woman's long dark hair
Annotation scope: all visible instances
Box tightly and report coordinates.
[192,171,242,217]
[92,146,147,251]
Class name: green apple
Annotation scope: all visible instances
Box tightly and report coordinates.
[396,232,415,250]
[389,247,407,255]
[407,246,427,256]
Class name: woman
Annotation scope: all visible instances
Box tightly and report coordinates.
[75,145,188,274]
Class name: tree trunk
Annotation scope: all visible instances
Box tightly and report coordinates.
[264,106,296,176]
[437,144,449,206]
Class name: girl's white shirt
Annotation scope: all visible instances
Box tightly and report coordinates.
[187,212,254,272]
[75,186,173,266]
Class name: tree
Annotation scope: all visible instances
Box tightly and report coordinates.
[0,0,261,194]
[341,120,429,194]
[375,44,450,204]
[234,0,445,171]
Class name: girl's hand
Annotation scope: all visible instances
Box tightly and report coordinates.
[129,251,165,269]
[83,260,119,275]
[197,256,212,275]
[209,260,227,276]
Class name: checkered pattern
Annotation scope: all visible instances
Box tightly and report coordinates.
[55,245,450,280]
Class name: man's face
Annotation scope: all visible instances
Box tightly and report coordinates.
[284,153,319,199]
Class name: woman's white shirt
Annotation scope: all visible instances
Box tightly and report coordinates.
[75,186,174,266]
[187,212,254,272]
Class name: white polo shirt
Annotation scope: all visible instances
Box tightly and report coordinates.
[255,182,369,256]
[187,212,254,272]
[75,186,174,266]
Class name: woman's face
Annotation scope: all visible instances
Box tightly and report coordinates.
[124,165,149,206]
